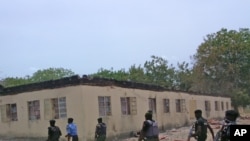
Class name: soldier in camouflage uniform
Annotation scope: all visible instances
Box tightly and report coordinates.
[95,117,107,141]
[214,110,239,141]
[47,120,62,141]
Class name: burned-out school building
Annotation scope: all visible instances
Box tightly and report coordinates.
[0,75,231,141]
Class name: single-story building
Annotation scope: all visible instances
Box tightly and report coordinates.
[0,75,231,141]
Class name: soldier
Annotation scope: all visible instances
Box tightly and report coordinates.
[215,110,239,141]
[190,110,214,141]
[47,120,62,141]
[138,112,159,141]
[95,117,107,141]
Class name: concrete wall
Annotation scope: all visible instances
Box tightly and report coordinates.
[0,85,231,141]
[0,86,84,138]
[81,86,230,141]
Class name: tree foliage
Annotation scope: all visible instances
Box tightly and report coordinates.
[231,89,250,108]
[30,68,75,82]
[91,68,129,81]
[174,61,193,91]
[2,77,30,87]
[143,55,175,88]
[127,64,146,82]
[92,56,186,89]
[192,28,250,107]
[2,68,75,87]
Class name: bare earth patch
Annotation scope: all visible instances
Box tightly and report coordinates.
[121,118,250,141]
[0,118,249,141]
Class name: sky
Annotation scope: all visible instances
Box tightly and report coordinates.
[1,0,250,78]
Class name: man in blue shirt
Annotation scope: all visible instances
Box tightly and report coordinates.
[65,118,78,141]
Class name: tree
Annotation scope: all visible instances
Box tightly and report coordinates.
[2,68,75,87]
[143,55,175,89]
[112,69,129,81]
[91,68,115,78]
[30,68,75,82]
[91,56,178,88]
[191,28,250,106]
[127,64,146,82]
[1,77,30,87]
[174,61,193,91]
[231,89,250,109]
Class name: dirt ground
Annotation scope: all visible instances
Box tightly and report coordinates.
[121,117,250,141]
[0,118,249,141]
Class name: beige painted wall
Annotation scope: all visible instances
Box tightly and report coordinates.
[81,86,230,141]
[0,85,231,141]
[0,86,84,138]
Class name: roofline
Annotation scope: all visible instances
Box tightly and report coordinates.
[0,75,230,98]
